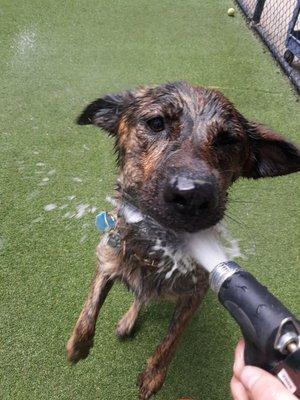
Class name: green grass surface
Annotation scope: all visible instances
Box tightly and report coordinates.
[0,1,299,399]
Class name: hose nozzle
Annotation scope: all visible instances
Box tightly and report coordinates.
[208,260,300,397]
[209,261,241,294]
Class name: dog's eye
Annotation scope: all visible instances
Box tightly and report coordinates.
[214,133,240,147]
[146,116,165,132]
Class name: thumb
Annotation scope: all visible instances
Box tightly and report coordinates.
[240,366,297,400]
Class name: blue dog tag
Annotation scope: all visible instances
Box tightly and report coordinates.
[95,212,116,232]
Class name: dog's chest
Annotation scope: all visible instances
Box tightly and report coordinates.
[125,249,208,300]
[119,219,209,299]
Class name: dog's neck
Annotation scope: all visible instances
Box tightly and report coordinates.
[111,190,242,273]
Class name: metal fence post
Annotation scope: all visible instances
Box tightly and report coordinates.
[253,0,266,23]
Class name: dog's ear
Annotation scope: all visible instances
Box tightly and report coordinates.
[76,90,134,135]
[242,122,300,179]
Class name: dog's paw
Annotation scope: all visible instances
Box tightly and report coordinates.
[66,336,94,364]
[137,366,167,400]
[115,317,135,339]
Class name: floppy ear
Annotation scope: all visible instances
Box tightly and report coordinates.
[242,122,300,179]
[76,90,134,135]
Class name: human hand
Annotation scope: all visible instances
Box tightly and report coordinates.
[231,340,297,400]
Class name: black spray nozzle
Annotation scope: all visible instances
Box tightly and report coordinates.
[209,261,300,397]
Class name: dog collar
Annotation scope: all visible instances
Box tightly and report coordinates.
[95,211,116,232]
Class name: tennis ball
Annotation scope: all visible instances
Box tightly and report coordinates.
[227,8,235,16]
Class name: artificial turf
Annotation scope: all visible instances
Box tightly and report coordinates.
[0,1,299,399]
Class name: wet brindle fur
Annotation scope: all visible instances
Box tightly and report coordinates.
[66,82,300,399]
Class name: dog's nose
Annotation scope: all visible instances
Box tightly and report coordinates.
[164,176,217,214]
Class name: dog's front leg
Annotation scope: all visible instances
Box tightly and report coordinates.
[138,290,208,400]
[116,297,144,339]
[66,242,119,363]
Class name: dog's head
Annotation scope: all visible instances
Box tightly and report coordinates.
[77,81,300,233]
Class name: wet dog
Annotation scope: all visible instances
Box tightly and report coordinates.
[66,82,300,399]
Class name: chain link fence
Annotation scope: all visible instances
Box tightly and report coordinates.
[234,0,300,92]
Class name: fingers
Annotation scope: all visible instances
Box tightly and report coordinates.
[232,340,297,400]
[230,376,249,400]
[239,366,298,400]
[233,340,245,377]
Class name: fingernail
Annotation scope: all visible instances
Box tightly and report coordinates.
[240,367,262,390]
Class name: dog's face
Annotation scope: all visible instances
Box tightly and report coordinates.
[78,82,300,232]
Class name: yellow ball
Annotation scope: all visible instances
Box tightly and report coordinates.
[227,7,235,16]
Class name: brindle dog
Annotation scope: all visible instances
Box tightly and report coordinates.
[66,82,300,399]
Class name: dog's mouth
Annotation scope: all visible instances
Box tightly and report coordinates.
[120,198,225,234]
[159,208,225,233]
